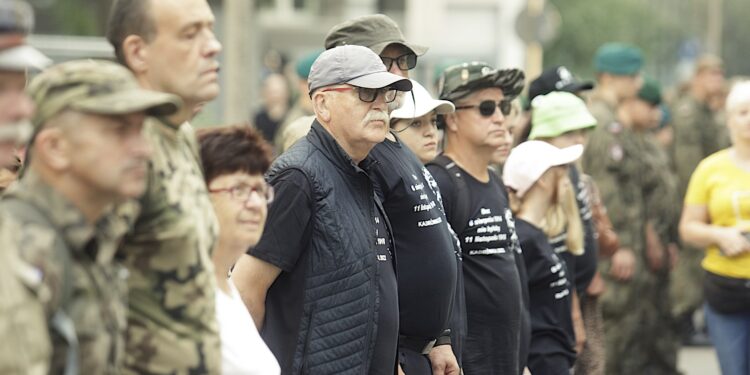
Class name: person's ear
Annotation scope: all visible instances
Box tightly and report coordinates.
[122,35,149,75]
[444,113,459,133]
[33,127,71,171]
[312,91,332,123]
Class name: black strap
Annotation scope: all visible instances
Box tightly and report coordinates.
[428,155,471,234]
[0,198,79,375]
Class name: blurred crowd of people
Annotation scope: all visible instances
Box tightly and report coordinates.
[1,0,749,375]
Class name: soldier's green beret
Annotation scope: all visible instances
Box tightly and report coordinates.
[529,91,597,140]
[638,78,662,106]
[324,14,428,56]
[593,42,644,75]
[27,59,182,129]
[295,50,322,79]
[437,61,525,102]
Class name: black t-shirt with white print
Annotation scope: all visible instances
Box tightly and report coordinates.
[369,137,458,341]
[427,163,523,375]
[547,166,598,295]
[370,204,399,375]
[515,218,577,371]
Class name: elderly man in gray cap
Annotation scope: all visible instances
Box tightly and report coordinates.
[233,45,411,374]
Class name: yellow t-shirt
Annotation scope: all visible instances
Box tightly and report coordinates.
[684,149,750,279]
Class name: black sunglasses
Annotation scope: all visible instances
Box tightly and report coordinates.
[455,99,513,117]
[380,53,418,71]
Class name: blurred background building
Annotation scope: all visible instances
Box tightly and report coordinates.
[26,0,749,126]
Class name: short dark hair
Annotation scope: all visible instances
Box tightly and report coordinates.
[106,0,156,66]
[197,125,273,184]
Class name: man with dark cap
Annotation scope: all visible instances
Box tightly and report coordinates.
[0,59,179,374]
[232,45,412,374]
[427,61,527,375]
[670,55,729,344]
[588,42,644,129]
[323,14,461,375]
[528,65,595,103]
[0,1,53,373]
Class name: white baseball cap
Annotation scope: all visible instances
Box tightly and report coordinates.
[503,140,583,198]
[391,79,455,120]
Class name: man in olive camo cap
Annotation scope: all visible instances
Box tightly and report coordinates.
[427,61,528,375]
[0,59,179,375]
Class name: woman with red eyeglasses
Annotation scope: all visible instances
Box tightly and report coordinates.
[198,125,280,375]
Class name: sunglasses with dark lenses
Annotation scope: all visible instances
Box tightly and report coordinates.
[455,99,513,117]
[380,53,418,71]
[322,86,398,103]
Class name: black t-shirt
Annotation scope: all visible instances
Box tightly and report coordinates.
[515,219,577,368]
[249,168,398,373]
[427,163,523,375]
[371,204,399,375]
[369,137,458,340]
[547,166,598,295]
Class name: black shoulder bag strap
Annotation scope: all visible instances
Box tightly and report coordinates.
[427,154,471,234]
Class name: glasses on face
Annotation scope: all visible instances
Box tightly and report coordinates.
[321,86,398,103]
[455,99,513,117]
[380,53,418,71]
[209,183,274,204]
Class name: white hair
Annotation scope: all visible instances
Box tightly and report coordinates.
[726,81,750,112]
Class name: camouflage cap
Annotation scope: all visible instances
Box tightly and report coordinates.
[27,59,182,129]
[437,61,525,102]
[0,0,51,71]
[324,14,428,56]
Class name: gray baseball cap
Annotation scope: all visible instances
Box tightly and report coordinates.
[308,45,412,95]
[0,0,51,71]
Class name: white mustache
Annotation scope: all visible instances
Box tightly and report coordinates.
[363,111,389,123]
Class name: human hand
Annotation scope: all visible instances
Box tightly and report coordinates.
[714,227,750,257]
[428,345,460,375]
[645,223,666,272]
[609,248,636,281]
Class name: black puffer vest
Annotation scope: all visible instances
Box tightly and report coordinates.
[267,120,392,374]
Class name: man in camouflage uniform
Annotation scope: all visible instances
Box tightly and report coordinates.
[106,0,224,372]
[634,79,682,374]
[587,43,644,129]
[670,55,729,333]
[0,1,52,373]
[0,59,179,374]
[583,53,677,372]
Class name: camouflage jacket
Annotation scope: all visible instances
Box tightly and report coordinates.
[670,94,730,198]
[639,134,680,245]
[587,89,617,130]
[583,122,646,256]
[118,117,221,374]
[0,171,132,374]
[0,215,51,375]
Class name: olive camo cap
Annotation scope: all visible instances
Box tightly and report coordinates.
[28,59,182,128]
[529,91,597,140]
[593,42,644,75]
[437,61,525,102]
[324,14,428,56]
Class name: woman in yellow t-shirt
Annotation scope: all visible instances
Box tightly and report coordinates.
[680,81,750,375]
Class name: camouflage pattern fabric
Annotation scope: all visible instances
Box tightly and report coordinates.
[669,93,729,317]
[0,171,135,374]
[583,122,679,374]
[0,215,51,375]
[119,117,221,375]
[587,90,617,130]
